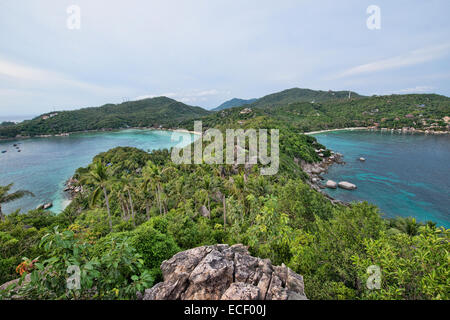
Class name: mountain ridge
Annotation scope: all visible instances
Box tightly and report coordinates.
[213,98,257,111]
[0,96,210,139]
[212,88,363,112]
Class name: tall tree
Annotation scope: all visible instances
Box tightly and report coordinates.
[0,184,34,220]
[81,161,113,231]
[121,177,136,227]
[143,161,173,215]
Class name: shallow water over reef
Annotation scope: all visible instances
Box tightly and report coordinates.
[313,130,450,228]
[0,129,195,214]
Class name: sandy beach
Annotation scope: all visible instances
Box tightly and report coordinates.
[304,127,368,135]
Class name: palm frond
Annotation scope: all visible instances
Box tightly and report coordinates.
[1,189,34,204]
[89,187,102,208]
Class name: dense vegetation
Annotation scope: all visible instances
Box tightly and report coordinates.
[1,89,448,139]
[0,97,210,139]
[244,88,363,109]
[196,92,449,133]
[0,88,448,300]
[0,131,448,300]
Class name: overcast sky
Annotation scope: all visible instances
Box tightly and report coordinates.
[1,0,449,116]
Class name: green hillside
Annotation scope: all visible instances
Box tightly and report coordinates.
[247,88,363,109]
[0,97,210,139]
[191,92,449,133]
[213,98,257,111]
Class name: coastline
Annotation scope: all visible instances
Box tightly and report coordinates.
[304,127,368,135]
[0,126,202,142]
[2,124,447,142]
[305,127,449,136]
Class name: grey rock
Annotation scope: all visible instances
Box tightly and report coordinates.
[199,205,210,218]
[338,181,357,190]
[325,180,337,189]
[143,244,307,300]
[43,202,53,210]
[221,282,260,300]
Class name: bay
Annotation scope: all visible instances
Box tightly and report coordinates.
[0,129,196,214]
[313,130,450,228]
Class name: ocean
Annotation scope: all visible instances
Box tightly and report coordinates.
[0,129,196,214]
[313,130,450,228]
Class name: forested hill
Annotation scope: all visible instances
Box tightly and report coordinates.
[246,88,364,109]
[0,97,210,138]
[212,98,257,111]
[2,89,449,139]
[186,93,450,133]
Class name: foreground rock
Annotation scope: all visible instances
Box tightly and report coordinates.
[0,274,31,299]
[338,181,357,190]
[142,244,307,300]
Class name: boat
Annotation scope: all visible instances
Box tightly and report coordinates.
[1,150,6,153]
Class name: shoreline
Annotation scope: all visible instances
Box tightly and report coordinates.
[304,127,368,135]
[2,125,447,142]
[0,126,202,142]
[305,127,449,136]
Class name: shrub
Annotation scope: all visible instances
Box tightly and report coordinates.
[128,222,180,271]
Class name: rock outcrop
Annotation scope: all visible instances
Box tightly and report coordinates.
[325,180,337,189]
[199,205,210,218]
[0,274,31,299]
[142,244,307,300]
[338,181,357,190]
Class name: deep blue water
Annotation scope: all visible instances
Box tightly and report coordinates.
[313,130,450,228]
[0,129,195,214]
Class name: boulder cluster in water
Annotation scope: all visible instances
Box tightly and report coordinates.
[300,149,360,202]
[64,177,83,198]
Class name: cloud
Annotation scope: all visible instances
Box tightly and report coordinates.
[192,89,220,97]
[133,89,222,104]
[387,86,435,95]
[133,93,177,100]
[327,44,450,80]
[396,86,434,94]
[0,56,128,95]
[370,86,435,96]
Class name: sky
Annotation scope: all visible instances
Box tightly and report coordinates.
[0,0,449,116]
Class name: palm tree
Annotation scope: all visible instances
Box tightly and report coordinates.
[111,182,130,221]
[143,161,173,215]
[211,165,227,230]
[121,177,136,227]
[0,184,34,220]
[137,179,152,221]
[81,161,113,231]
[226,173,248,215]
[201,175,219,215]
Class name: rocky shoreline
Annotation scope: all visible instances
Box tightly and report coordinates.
[64,177,83,199]
[298,149,353,206]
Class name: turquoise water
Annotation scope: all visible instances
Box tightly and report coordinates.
[313,130,450,228]
[0,129,196,214]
